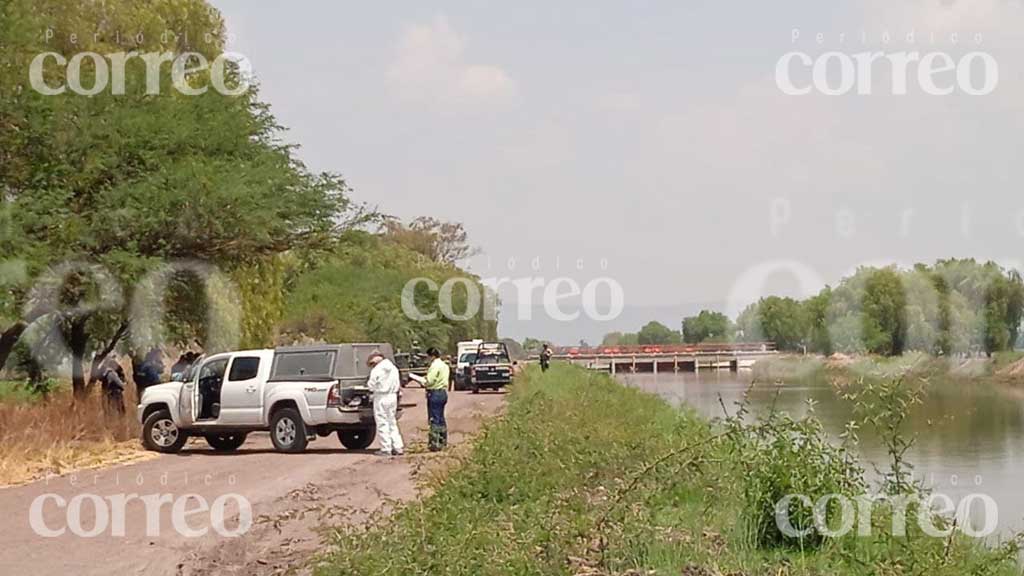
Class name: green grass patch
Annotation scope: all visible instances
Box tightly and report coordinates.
[0,379,64,404]
[0,380,35,403]
[315,365,1020,576]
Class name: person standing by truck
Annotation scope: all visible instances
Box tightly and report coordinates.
[99,357,126,415]
[424,347,450,451]
[367,352,405,457]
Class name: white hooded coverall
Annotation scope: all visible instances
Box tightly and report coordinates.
[367,357,404,453]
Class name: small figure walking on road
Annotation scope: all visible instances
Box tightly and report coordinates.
[425,347,450,451]
[540,344,553,373]
[366,351,405,457]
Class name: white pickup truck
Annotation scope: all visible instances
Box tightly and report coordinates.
[137,344,401,454]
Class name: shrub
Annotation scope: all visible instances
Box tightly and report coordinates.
[721,397,865,549]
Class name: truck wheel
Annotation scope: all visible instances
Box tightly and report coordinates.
[337,428,376,450]
[471,384,480,394]
[205,433,248,452]
[142,409,188,453]
[270,408,308,453]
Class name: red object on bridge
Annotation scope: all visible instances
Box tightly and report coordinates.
[552,342,775,356]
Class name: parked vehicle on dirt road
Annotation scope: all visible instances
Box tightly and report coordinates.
[394,351,430,388]
[138,344,402,454]
[453,339,483,390]
[469,342,513,393]
[453,351,478,390]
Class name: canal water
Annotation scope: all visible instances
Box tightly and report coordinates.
[619,371,1024,539]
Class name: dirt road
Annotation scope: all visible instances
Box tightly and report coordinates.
[0,389,505,576]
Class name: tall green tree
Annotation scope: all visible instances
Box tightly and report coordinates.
[931,272,954,356]
[681,310,733,343]
[933,259,1019,355]
[755,297,807,351]
[1004,270,1024,350]
[637,321,680,345]
[861,268,908,356]
[734,302,763,343]
[732,260,1021,357]
[281,231,497,353]
[901,267,942,354]
[803,288,833,355]
[981,272,1024,356]
[0,0,354,396]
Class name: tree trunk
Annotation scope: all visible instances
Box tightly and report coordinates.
[129,354,142,403]
[69,319,89,401]
[0,321,27,372]
[84,319,130,396]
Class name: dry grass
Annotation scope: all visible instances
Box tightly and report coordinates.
[0,388,154,487]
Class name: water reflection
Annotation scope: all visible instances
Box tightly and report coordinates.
[620,370,1024,537]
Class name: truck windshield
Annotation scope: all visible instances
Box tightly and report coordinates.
[459,353,477,364]
[476,354,509,365]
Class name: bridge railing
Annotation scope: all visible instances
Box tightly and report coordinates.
[552,342,776,357]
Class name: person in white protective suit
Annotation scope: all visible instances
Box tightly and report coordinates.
[366,351,405,457]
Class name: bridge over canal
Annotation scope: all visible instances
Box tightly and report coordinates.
[552,342,778,374]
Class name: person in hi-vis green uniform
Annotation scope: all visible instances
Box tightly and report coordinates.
[424,347,450,451]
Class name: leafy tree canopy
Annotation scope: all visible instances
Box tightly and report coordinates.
[0,0,358,396]
[735,259,1024,357]
[637,321,681,345]
[382,217,480,265]
[281,231,497,354]
[681,310,733,344]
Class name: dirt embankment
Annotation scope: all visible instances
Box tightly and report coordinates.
[995,357,1024,378]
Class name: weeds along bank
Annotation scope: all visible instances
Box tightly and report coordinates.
[318,365,1019,576]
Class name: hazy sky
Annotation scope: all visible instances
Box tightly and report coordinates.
[211,0,1024,343]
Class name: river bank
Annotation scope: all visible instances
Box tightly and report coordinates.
[315,365,1019,576]
[751,351,1024,386]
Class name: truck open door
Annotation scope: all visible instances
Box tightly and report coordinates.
[177,356,203,428]
[178,379,196,427]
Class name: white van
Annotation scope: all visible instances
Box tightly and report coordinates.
[454,339,483,390]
